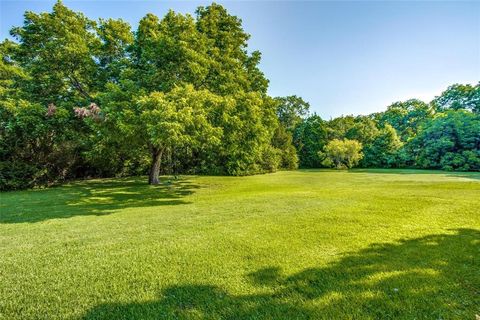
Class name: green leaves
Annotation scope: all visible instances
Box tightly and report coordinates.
[432,83,480,113]
[3,1,282,187]
[320,139,363,169]
[6,1,479,190]
[410,111,480,171]
[293,114,327,168]
[275,95,310,133]
[362,124,403,168]
[377,99,433,142]
[132,11,210,93]
[11,2,101,104]
[138,86,223,151]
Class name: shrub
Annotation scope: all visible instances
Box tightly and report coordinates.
[319,139,363,169]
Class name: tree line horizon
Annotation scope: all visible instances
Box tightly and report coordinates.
[1,1,479,190]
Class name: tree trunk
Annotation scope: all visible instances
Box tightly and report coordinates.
[148,148,163,185]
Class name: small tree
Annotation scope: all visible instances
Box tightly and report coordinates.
[320,139,363,169]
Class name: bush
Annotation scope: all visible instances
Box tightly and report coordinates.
[319,139,363,169]
[0,161,40,191]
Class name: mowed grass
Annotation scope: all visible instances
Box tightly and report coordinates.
[0,170,479,320]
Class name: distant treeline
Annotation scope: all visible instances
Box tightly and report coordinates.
[1,2,479,190]
[290,89,480,171]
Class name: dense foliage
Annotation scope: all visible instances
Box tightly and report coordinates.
[0,2,288,189]
[292,85,479,172]
[1,2,479,190]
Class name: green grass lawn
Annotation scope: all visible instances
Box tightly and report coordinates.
[1,169,479,319]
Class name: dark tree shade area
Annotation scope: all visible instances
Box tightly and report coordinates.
[1,2,479,190]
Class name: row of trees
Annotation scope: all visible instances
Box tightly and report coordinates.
[1,2,289,190]
[291,84,480,171]
[1,2,479,190]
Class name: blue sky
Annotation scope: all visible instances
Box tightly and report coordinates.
[1,1,479,118]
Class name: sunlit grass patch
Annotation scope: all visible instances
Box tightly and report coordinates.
[1,169,479,319]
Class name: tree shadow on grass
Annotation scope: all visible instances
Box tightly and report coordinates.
[82,228,479,319]
[0,177,199,223]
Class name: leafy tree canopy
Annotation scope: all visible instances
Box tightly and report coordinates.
[431,83,480,113]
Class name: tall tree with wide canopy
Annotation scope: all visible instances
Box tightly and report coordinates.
[99,83,223,184]
[118,4,278,182]
[6,2,282,185]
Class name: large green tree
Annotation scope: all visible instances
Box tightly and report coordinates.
[0,37,91,190]
[361,124,403,168]
[377,99,433,142]
[3,2,284,187]
[119,4,279,181]
[293,114,328,168]
[98,83,222,184]
[1,2,137,188]
[409,111,480,171]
